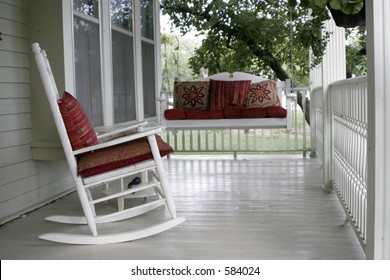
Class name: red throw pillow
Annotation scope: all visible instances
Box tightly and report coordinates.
[164,109,186,120]
[223,106,241,119]
[77,135,174,177]
[174,81,210,111]
[240,108,267,118]
[209,79,251,110]
[266,106,287,118]
[246,80,280,108]
[58,91,99,151]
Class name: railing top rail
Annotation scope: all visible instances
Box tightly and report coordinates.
[329,75,367,88]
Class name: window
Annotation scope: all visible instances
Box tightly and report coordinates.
[72,0,159,126]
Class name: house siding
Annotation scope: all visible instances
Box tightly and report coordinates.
[0,0,73,224]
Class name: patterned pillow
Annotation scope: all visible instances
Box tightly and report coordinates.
[174,81,210,111]
[209,79,251,110]
[58,91,99,151]
[77,135,174,177]
[246,80,280,108]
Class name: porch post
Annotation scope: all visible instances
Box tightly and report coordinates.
[320,20,346,192]
[366,0,390,260]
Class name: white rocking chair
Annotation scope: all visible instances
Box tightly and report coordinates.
[32,42,185,245]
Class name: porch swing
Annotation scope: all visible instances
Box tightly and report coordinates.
[158,7,298,139]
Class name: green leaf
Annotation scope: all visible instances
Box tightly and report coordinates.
[313,0,329,8]
[329,0,341,10]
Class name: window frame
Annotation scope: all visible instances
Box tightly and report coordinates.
[62,0,161,128]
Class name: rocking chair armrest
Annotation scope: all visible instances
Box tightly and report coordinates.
[73,126,162,156]
[96,121,148,143]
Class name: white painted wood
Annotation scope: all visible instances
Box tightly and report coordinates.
[0,0,76,225]
[133,0,145,122]
[154,0,163,124]
[100,0,114,126]
[330,76,368,248]
[366,0,390,260]
[39,218,186,245]
[47,199,167,224]
[0,130,31,149]
[61,0,75,94]
[0,155,365,259]
[31,141,65,160]
[0,51,29,68]
[32,43,184,244]
[313,19,346,192]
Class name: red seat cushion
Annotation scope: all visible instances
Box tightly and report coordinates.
[164,109,186,120]
[223,106,242,118]
[266,106,287,118]
[185,109,224,119]
[58,91,99,150]
[209,79,251,110]
[77,135,174,177]
[240,108,267,118]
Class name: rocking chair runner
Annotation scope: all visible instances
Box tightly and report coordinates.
[32,42,185,245]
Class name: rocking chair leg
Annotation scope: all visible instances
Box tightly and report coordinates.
[117,178,125,211]
[147,135,177,218]
[75,182,98,236]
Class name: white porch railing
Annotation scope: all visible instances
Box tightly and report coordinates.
[311,76,368,248]
[162,90,311,156]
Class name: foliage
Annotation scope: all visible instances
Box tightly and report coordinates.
[345,26,367,77]
[161,33,199,93]
[295,0,365,15]
[161,0,331,87]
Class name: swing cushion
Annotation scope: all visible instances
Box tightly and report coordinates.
[58,91,99,151]
[266,106,288,118]
[77,135,174,177]
[164,108,187,120]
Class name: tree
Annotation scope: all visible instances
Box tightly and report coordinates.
[345,26,366,78]
[161,33,199,94]
[161,0,335,124]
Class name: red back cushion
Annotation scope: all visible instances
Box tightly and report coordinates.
[246,80,280,108]
[174,81,210,111]
[58,91,98,151]
[209,80,251,110]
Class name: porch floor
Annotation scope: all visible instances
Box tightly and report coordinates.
[0,155,365,260]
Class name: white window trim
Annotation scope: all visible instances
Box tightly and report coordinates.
[62,0,160,128]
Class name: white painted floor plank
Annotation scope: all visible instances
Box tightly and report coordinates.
[0,155,365,259]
